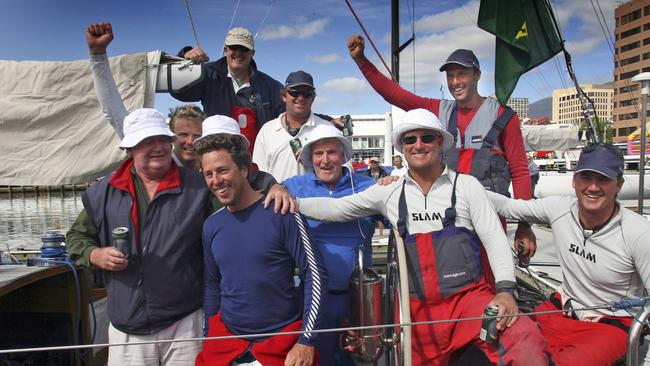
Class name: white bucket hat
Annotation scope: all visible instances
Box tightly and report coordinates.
[193,114,250,149]
[120,108,176,149]
[391,108,454,153]
[300,124,353,170]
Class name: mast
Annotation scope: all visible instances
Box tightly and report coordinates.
[391,0,399,82]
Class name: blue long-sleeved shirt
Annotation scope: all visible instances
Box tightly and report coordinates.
[202,197,327,345]
[283,168,376,290]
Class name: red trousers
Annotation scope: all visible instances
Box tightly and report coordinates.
[410,281,548,366]
[195,314,319,366]
[532,297,632,366]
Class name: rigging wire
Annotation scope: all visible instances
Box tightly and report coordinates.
[343,0,396,81]
[405,0,416,92]
[254,0,275,40]
[183,0,202,49]
[228,0,242,31]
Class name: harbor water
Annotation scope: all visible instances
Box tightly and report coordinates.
[0,193,83,251]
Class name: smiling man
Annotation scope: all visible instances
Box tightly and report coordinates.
[66,108,212,365]
[347,35,535,260]
[282,124,376,365]
[195,132,326,366]
[252,70,332,181]
[487,143,650,365]
[174,27,285,149]
[292,109,548,365]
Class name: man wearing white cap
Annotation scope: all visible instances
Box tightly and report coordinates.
[253,70,332,181]
[175,26,284,149]
[347,34,536,263]
[291,109,548,365]
[66,108,211,365]
[487,143,650,365]
[282,124,376,365]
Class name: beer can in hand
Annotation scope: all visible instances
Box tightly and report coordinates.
[479,305,499,344]
[517,241,530,268]
[289,138,302,155]
[111,227,130,260]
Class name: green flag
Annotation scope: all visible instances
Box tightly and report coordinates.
[478,0,563,105]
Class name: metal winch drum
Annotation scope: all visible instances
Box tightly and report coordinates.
[347,267,384,363]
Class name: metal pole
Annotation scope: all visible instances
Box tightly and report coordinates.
[639,82,647,215]
[391,0,399,82]
[626,304,650,366]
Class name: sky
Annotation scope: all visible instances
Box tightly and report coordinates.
[0,0,620,116]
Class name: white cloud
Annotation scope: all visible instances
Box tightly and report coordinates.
[307,53,341,64]
[321,77,367,93]
[259,18,331,40]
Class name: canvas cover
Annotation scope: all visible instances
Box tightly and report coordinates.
[0,52,160,185]
[522,124,579,152]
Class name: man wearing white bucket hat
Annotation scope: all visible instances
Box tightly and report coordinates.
[282,124,376,365]
[66,108,212,365]
[291,109,548,365]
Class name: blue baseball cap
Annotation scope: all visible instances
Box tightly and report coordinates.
[575,143,624,178]
[285,70,314,89]
[439,49,480,72]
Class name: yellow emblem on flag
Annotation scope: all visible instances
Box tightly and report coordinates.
[515,22,528,40]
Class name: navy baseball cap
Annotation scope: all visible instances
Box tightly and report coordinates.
[439,49,480,72]
[285,71,314,89]
[575,143,624,178]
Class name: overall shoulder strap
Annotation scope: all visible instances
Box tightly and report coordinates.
[397,180,409,238]
[482,106,514,149]
[442,172,460,227]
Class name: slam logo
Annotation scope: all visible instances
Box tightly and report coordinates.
[411,212,443,221]
[569,244,596,263]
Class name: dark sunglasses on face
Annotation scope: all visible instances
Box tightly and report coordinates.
[227,45,252,53]
[401,134,439,145]
[286,89,316,99]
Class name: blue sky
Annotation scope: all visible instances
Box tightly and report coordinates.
[0,0,618,116]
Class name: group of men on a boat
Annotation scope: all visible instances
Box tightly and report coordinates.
[64,22,650,366]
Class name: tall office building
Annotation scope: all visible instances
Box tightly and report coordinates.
[613,0,650,143]
[507,97,529,119]
[552,84,613,125]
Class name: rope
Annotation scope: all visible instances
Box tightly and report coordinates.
[227,0,242,32]
[254,0,275,40]
[2,299,646,355]
[183,0,201,49]
[343,0,397,82]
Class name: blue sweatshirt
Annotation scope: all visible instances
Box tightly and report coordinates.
[202,197,327,346]
[283,168,376,290]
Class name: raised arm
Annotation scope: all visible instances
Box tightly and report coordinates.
[347,34,440,113]
[86,22,128,138]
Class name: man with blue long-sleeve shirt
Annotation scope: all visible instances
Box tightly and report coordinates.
[283,124,376,365]
[194,132,327,366]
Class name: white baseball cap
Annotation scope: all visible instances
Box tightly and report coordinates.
[391,109,454,153]
[119,108,176,149]
[193,114,249,149]
[300,124,353,170]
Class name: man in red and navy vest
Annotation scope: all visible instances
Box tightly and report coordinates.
[347,35,536,271]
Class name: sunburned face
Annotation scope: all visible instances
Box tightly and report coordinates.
[311,138,344,189]
[129,135,174,180]
[401,129,443,172]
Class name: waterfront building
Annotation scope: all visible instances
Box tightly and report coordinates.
[613,0,650,142]
[507,97,529,120]
[552,84,613,125]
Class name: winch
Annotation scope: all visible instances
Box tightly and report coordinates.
[30,232,67,267]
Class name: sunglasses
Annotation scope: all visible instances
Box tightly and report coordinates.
[286,89,316,99]
[401,134,439,145]
[227,45,252,53]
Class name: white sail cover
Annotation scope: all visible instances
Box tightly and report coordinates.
[522,124,580,152]
[0,52,159,186]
